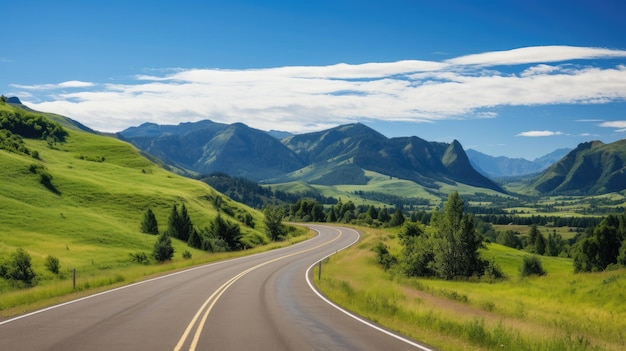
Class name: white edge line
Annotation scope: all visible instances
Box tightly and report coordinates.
[0,230,322,327]
[305,225,435,351]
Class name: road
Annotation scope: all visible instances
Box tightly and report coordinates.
[0,225,433,351]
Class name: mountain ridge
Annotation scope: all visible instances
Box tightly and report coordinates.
[120,121,504,193]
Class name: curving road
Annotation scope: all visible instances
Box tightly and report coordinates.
[0,225,433,351]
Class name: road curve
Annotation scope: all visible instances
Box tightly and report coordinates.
[0,224,433,351]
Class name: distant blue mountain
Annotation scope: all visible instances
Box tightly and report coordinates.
[466,148,571,177]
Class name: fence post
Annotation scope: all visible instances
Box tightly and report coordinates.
[72,268,76,289]
[318,260,322,280]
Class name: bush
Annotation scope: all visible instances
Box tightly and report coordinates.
[520,255,546,277]
[129,252,150,264]
[373,242,397,270]
[152,233,174,262]
[2,248,38,287]
[45,255,60,274]
[182,250,192,259]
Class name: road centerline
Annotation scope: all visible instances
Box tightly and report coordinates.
[173,228,343,351]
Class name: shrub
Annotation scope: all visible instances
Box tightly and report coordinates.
[182,250,192,259]
[2,248,38,287]
[129,251,150,264]
[45,255,60,274]
[520,255,546,277]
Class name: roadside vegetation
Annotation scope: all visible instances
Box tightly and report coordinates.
[0,102,304,317]
[312,192,626,350]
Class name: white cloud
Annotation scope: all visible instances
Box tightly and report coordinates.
[11,80,95,90]
[516,130,564,137]
[14,45,626,133]
[446,46,626,66]
[599,121,626,128]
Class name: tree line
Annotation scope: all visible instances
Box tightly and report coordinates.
[141,203,288,262]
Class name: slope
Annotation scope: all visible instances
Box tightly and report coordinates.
[532,140,626,195]
[0,102,266,293]
[119,120,305,180]
[280,123,503,192]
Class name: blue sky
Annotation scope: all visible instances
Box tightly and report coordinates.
[2,0,626,160]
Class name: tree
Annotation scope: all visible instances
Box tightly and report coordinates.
[2,248,37,286]
[264,205,286,241]
[187,228,203,249]
[141,208,159,235]
[178,204,193,242]
[389,208,405,227]
[166,204,182,238]
[430,192,485,279]
[496,230,522,249]
[153,233,174,262]
[546,231,562,256]
[210,213,242,251]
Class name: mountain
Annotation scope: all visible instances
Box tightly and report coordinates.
[280,124,501,191]
[119,121,305,181]
[467,148,571,177]
[121,121,503,192]
[531,140,626,195]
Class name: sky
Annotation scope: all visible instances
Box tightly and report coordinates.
[2,0,626,160]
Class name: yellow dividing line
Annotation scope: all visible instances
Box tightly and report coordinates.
[173,227,342,351]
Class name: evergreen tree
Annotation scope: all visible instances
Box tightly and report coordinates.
[166,204,182,238]
[535,231,547,255]
[141,208,159,235]
[389,208,405,227]
[153,233,174,262]
[187,229,203,249]
[178,204,193,242]
[431,192,485,279]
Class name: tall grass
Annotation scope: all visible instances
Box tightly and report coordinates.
[314,227,625,350]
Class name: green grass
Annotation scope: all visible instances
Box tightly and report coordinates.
[0,105,294,316]
[314,226,625,351]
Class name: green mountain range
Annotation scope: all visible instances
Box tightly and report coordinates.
[531,140,626,195]
[120,121,503,193]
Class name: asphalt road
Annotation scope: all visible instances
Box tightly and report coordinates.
[0,225,433,351]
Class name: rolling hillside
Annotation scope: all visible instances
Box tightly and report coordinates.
[0,102,267,292]
[531,140,626,195]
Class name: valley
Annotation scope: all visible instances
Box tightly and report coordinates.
[1,99,625,350]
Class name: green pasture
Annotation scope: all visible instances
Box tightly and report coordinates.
[314,226,625,351]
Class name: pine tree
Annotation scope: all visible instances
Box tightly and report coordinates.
[178,204,193,242]
[141,208,159,235]
[153,233,174,262]
[166,204,182,238]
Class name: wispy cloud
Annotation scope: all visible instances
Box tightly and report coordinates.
[516,130,565,137]
[14,45,626,133]
[11,80,95,90]
[600,120,626,132]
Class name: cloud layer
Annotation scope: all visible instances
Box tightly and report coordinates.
[12,45,626,133]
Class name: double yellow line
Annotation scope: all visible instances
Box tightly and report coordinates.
[173,227,342,351]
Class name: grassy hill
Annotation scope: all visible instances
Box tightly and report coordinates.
[0,103,271,313]
[315,226,626,351]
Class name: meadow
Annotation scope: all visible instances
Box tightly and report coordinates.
[0,106,309,317]
[314,226,625,351]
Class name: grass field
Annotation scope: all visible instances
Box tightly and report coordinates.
[0,104,294,316]
[313,226,625,351]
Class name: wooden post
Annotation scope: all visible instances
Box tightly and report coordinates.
[73,268,76,289]
[318,260,322,280]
